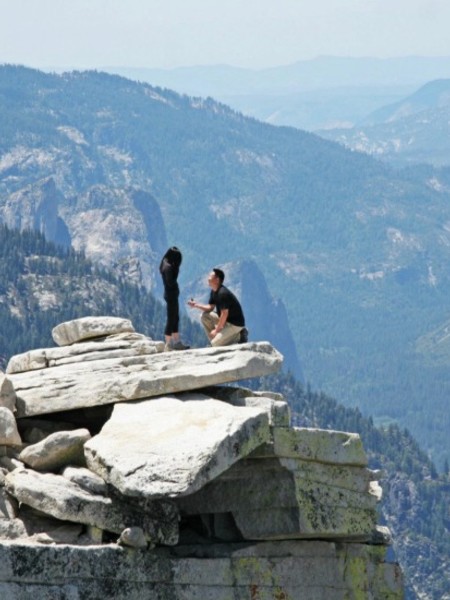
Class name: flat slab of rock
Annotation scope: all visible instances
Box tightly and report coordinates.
[0,540,404,599]
[52,316,135,346]
[84,393,271,498]
[202,385,290,427]
[5,469,179,545]
[251,427,368,466]
[10,342,283,418]
[7,333,164,374]
[62,466,108,495]
[177,454,379,541]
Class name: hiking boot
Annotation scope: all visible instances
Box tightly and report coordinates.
[172,340,190,350]
[239,327,248,343]
[164,342,174,352]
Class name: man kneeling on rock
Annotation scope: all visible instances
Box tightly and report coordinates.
[188,268,248,346]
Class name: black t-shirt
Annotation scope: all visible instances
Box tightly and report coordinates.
[209,285,245,327]
[160,259,179,300]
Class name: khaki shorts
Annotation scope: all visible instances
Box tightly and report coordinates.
[201,312,243,347]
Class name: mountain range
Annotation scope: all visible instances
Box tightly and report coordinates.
[1,65,450,471]
[99,56,450,130]
[320,79,450,166]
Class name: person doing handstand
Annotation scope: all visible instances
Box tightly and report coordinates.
[188,268,248,346]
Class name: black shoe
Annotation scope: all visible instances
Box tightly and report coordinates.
[239,327,248,343]
[172,341,190,350]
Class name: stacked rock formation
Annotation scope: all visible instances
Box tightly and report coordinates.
[0,317,403,599]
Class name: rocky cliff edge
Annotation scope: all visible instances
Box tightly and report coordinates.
[0,316,403,599]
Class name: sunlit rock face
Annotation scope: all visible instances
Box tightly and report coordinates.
[0,316,403,599]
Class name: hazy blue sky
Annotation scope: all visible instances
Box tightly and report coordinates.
[1,0,449,70]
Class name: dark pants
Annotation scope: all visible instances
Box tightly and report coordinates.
[164,294,179,336]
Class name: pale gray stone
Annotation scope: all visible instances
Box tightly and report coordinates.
[232,504,376,542]
[10,342,283,418]
[0,540,404,599]
[251,426,368,466]
[60,185,165,290]
[0,485,19,519]
[0,407,22,446]
[52,316,135,346]
[1,504,87,544]
[0,374,16,412]
[0,456,25,472]
[118,526,147,548]
[62,466,108,495]
[18,417,82,444]
[253,390,285,402]
[30,523,84,545]
[204,385,290,426]
[21,426,65,446]
[6,350,47,375]
[278,457,379,494]
[85,394,271,499]
[0,314,404,596]
[19,429,91,471]
[177,456,379,541]
[369,479,383,501]
[233,397,290,427]
[7,332,163,374]
[5,469,179,545]
[0,518,27,540]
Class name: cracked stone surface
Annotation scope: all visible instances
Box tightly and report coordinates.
[84,393,271,498]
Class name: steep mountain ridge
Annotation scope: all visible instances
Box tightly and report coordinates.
[360,78,450,125]
[320,79,450,166]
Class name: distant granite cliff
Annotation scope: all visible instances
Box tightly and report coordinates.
[0,316,403,598]
[1,177,71,249]
[0,177,168,290]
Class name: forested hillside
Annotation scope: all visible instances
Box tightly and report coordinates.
[0,225,203,364]
[1,65,450,470]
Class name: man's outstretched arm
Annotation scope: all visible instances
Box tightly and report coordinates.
[187,299,214,313]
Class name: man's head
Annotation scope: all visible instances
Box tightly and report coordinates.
[208,268,225,290]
